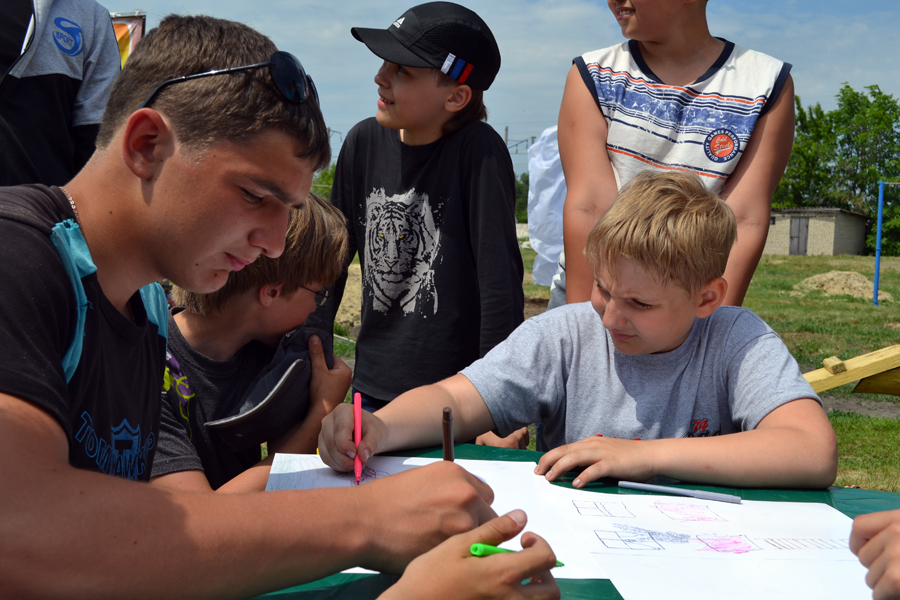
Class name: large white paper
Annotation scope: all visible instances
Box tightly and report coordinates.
[538,482,871,599]
[266,454,605,579]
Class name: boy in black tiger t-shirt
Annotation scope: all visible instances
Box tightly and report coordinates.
[312,2,527,447]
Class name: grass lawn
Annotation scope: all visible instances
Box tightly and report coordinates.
[831,411,900,493]
[744,255,900,376]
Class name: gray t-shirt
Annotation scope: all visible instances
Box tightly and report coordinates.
[462,303,820,449]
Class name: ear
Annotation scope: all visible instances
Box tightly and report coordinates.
[695,277,727,318]
[444,84,473,114]
[120,108,176,181]
[258,283,284,307]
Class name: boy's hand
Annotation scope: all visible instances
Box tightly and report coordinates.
[318,403,387,471]
[850,509,900,599]
[308,335,352,414]
[378,509,559,600]
[476,427,530,449]
[356,461,498,574]
[534,435,658,487]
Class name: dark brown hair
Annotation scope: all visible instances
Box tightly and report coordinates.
[173,194,348,316]
[96,15,330,168]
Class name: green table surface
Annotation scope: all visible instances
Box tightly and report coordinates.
[256,444,900,600]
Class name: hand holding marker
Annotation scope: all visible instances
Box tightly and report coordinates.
[470,543,564,568]
[354,392,362,485]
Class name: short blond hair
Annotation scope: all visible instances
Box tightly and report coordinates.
[585,170,736,295]
[173,193,348,316]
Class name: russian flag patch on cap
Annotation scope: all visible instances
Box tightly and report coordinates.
[441,53,474,84]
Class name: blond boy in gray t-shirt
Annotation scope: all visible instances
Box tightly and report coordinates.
[319,170,837,490]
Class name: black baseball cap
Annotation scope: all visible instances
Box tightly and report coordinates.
[351,2,501,91]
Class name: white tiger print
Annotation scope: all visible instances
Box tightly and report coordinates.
[363,188,441,315]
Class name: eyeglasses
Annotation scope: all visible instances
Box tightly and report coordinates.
[300,285,329,307]
[138,51,319,109]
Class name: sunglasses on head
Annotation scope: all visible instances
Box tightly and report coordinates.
[137,51,318,109]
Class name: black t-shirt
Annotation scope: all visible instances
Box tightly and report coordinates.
[311,118,524,401]
[0,185,167,480]
[152,310,275,489]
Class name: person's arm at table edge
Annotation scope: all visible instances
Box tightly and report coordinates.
[0,391,494,599]
[538,397,837,488]
[649,397,837,487]
[1,392,372,599]
[380,375,497,452]
[719,75,795,306]
[319,374,496,471]
[559,63,620,304]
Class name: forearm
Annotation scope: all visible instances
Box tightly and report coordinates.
[722,218,769,306]
[378,376,495,452]
[719,75,794,307]
[556,64,618,305]
[562,206,599,303]
[647,422,837,488]
[1,394,369,598]
[3,466,366,599]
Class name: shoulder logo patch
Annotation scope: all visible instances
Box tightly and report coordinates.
[53,18,84,57]
[392,17,405,28]
[704,129,740,163]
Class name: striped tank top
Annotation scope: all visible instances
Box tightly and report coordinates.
[576,39,791,192]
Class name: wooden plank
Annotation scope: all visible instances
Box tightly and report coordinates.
[803,345,900,393]
[823,356,847,374]
[853,367,900,397]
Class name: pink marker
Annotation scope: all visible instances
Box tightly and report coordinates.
[354,392,362,485]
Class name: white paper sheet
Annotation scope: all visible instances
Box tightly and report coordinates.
[537,482,871,599]
[265,454,605,579]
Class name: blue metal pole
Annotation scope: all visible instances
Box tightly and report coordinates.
[874,181,885,306]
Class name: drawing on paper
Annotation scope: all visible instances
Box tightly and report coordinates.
[595,530,665,551]
[336,465,384,485]
[759,538,848,550]
[696,535,761,554]
[654,501,725,522]
[593,524,690,550]
[615,524,691,544]
[573,500,635,518]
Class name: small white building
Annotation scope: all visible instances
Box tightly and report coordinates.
[763,208,868,256]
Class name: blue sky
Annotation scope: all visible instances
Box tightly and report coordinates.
[106,0,900,174]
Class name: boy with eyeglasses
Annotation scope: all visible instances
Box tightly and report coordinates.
[150,196,352,493]
[0,14,540,598]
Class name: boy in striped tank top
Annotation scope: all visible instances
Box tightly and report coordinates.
[553,0,795,309]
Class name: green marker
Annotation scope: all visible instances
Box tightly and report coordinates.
[469,543,564,568]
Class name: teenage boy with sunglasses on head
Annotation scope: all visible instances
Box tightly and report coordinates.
[311,2,528,448]
[0,14,553,598]
[150,196,352,493]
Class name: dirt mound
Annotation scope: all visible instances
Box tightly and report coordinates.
[335,264,362,330]
[792,271,893,303]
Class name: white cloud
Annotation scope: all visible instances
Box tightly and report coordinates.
[708,4,900,109]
